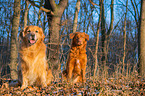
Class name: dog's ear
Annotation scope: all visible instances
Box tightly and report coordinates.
[85,33,89,41]
[69,33,75,39]
[39,27,45,40]
[19,26,28,39]
[19,31,23,39]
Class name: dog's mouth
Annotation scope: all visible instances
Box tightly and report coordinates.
[27,34,38,45]
[76,40,83,46]
[76,42,82,46]
[28,39,37,45]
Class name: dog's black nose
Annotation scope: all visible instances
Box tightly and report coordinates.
[31,34,35,40]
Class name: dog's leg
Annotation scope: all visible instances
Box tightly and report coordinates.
[67,69,73,82]
[82,58,87,83]
[40,71,47,88]
[82,67,86,82]
[46,69,53,85]
[21,73,28,90]
[67,61,74,82]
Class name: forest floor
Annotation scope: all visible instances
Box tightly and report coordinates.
[0,75,144,96]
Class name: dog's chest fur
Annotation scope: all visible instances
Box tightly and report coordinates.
[69,46,86,58]
[20,43,47,76]
[69,46,87,70]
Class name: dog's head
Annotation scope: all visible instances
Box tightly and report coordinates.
[20,26,45,45]
[69,32,89,46]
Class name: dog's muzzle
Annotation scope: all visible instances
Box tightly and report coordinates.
[28,34,37,45]
[76,39,82,46]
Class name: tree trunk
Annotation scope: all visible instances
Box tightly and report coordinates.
[101,0,106,68]
[10,0,21,80]
[100,0,107,78]
[24,0,29,28]
[44,0,68,80]
[72,0,80,33]
[101,0,114,77]
[122,0,128,75]
[93,0,102,77]
[138,0,145,79]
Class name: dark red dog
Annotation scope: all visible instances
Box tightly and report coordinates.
[62,32,89,83]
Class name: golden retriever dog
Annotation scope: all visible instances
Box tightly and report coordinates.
[18,25,53,89]
[62,32,89,83]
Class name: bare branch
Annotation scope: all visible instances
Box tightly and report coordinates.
[26,0,54,15]
[89,0,99,6]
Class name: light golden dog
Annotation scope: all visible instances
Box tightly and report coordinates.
[62,32,89,83]
[18,25,53,89]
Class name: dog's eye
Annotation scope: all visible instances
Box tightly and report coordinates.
[27,30,31,33]
[36,30,38,33]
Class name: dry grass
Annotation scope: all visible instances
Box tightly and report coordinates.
[0,68,144,96]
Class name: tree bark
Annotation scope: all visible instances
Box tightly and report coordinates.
[72,0,80,33]
[10,0,21,80]
[138,0,145,79]
[44,0,68,80]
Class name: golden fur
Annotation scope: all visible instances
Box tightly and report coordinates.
[18,25,53,89]
[62,32,89,83]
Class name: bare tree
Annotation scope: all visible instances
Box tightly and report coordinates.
[89,0,102,76]
[10,0,21,80]
[44,0,68,79]
[93,0,102,77]
[138,0,145,79]
[101,0,114,77]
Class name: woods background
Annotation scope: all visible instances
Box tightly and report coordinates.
[0,0,144,83]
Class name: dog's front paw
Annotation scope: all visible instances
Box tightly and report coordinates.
[42,83,47,89]
[21,84,27,90]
